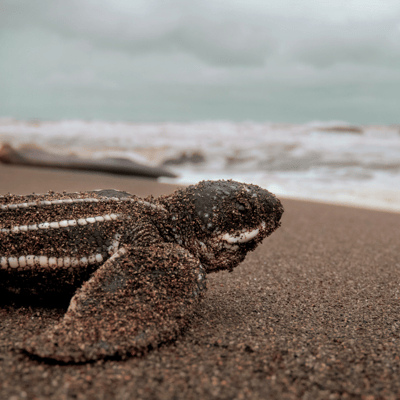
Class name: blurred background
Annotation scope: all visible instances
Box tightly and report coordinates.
[1,0,399,211]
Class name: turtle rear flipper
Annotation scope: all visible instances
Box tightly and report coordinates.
[22,243,206,363]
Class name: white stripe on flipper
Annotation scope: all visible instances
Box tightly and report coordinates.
[0,196,130,211]
[0,213,122,234]
[26,255,34,266]
[1,257,8,269]
[80,257,88,266]
[39,256,48,267]
[135,199,166,212]
[0,252,108,270]
[8,257,19,268]
[49,257,57,268]
[107,232,121,254]
[1,196,167,217]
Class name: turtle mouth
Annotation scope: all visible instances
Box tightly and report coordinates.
[218,221,266,244]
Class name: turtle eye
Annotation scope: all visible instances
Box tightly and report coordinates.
[236,202,247,212]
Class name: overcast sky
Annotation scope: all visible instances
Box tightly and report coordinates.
[1,0,400,123]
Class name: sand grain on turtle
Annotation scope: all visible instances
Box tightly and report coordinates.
[0,180,283,362]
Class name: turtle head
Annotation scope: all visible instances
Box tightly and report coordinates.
[188,180,283,273]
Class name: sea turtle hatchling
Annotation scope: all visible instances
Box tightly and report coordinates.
[0,180,283,362]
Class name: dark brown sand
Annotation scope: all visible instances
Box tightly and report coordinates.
[0,164,179,198]
[1,165,400,399]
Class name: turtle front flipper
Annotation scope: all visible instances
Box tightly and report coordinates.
[22,243,206,363]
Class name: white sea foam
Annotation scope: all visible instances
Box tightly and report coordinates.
[1,118,399,213]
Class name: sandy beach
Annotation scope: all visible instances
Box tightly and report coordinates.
[1,165,400,399]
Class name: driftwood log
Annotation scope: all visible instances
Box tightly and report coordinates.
[0,143,177,179]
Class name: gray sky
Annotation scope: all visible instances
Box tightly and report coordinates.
[1,0,400,123]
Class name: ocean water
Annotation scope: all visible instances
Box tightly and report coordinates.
[1,118,399,213]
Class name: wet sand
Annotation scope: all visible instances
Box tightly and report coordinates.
[1,165,400,399]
